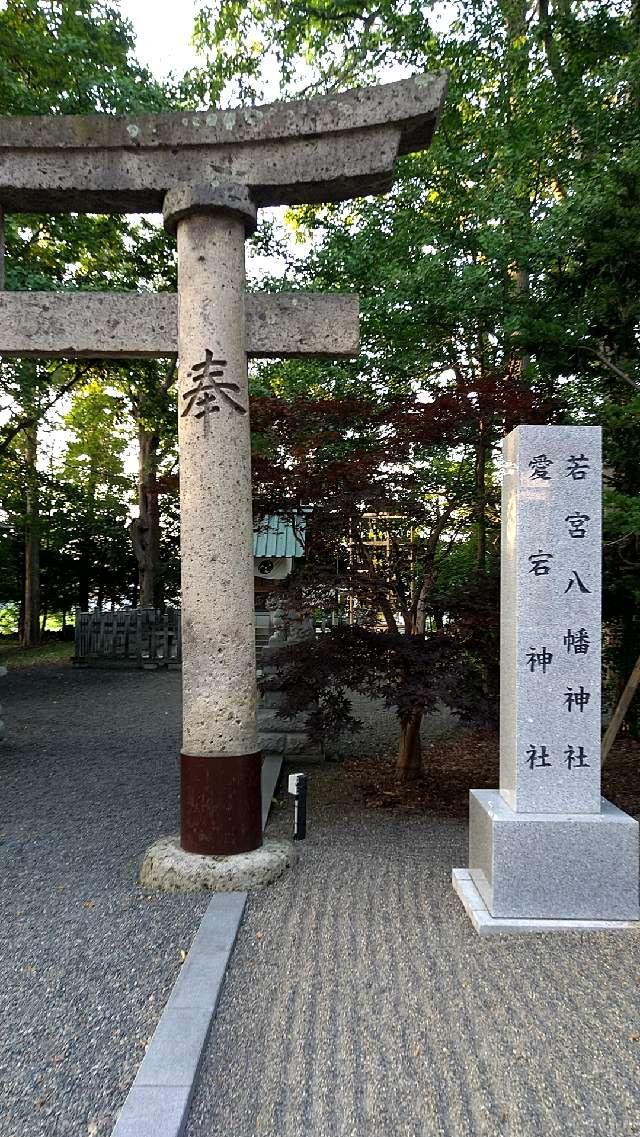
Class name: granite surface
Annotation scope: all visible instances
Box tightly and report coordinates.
[453,869,638,935]
[139,835,295,892]
[468,789,640,920]
[0,73,447,213]
[176,209,258,760]
[163,181,257,235]
[500,425,602,815]
[0,291,359,361]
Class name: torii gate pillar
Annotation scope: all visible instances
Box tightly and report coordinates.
[164,185,261,855]
[0,73,447,876]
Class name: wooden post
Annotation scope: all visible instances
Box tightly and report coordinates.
[602,653,640,764]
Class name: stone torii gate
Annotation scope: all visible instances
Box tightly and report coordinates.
[0,73,446,872]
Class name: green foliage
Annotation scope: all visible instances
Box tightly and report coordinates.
[198,0,640,737]
[50,378,136,609]
[0,0,167,115]
[0,637,73,668]
[187,0,436,103]
[0,0,179,627]
[61,380,129,486]
[0,0,638,737]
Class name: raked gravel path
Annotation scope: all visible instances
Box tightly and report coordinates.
[0,665,207,1137]
[187,763,640,1137]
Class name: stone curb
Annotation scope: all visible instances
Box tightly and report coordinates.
[111,754,283,1137]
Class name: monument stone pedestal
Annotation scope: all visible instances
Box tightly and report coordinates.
[455,425,640,934]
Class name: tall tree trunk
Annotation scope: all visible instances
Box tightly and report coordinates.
[78,537,90,611]
[397,706,423,781]
[21,425,40,648]
[474,423,488,575]
[129,426,162,608]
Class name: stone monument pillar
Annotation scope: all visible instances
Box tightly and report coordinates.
[454,425,640,933]
[258,602,324,764]
[164,185,261,856]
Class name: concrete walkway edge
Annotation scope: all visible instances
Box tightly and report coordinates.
[110,754,283,1137]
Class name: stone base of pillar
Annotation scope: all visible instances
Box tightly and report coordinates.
[459,789,640,924]
[139,835,295,892]
[180,751,262,855]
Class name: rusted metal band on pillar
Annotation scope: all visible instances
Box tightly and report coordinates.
[180,751,262,856]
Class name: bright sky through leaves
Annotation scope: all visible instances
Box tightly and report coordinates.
[117,0,200,78]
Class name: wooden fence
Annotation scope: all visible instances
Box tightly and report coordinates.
[74,608,338,669]
[74,608,182,669]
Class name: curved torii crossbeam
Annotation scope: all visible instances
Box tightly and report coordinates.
[0,73,447,868]
[0,73,446,211]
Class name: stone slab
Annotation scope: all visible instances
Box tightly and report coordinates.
[0,291,359,359]
[177,892,248,968]
[500,425,602,814]
[284,733,318,755]
[468,789,640,921]
[0,73,447,213]
[110,906,245,1137]
[110,1085,192,1137]
[257,731,286,754]
[453,869,640,937]
[111,758,282,1137]
[134,1004,216,1088]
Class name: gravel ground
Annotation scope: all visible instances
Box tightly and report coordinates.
[187,763,640,1137]
[332,694,457,758]
[0,665,207,1137]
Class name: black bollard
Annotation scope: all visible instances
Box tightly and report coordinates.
[287,772,307,840]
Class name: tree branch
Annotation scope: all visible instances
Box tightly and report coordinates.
[581,346,640,392]
[0,362,90,456]
[351,525,399,634]
[161,358,178,392]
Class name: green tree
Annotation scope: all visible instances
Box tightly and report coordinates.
[191,0,640,763]
[0,0,176,640]
[56,378,135,610]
